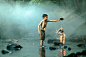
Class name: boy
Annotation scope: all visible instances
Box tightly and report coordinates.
[38,14,61,46]
[56,28,65,45]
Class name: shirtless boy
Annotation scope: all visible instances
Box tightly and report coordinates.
[38,14,61,46]
[56,28,65,44]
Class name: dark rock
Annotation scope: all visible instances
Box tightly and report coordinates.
[66,47,71,51]
[68,53,77,57]
[47,39,60,44]
[81,50,86,55]
[53,41,63,46]
[48,47,57,50]
[14,45,23,50]
[75,52,82,55]
[6,44,23,50]
[64,46,67,49]
[63,50,86,57]
[77,44,85,47]
[1,49,12,54]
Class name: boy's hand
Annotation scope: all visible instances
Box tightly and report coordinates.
[60,17,64,20]
[58,19,60,21]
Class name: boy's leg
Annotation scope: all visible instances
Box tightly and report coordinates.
[40,40,43,46]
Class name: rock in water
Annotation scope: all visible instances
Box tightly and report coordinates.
[63,50,86,57]
[14,45,23,50]
[53,41,63,46]
[47,39,60,44]
[68,53,77,57]
[81,50,86,55]
[6,43,23,50]
[66,47,71,51]
[48,47,57,50]
[77,44,85,47]
[75,52,81,55]
[1,49,12,54]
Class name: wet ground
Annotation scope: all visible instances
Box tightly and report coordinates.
[0,37,86,57]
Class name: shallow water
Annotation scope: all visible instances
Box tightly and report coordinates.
[0,37,86,57]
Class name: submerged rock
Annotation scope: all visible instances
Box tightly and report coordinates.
[66,47,71,51]
[48,47,58,50]
[1,49,12,54]
[77,44,85,47]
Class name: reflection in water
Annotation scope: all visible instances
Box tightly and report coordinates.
[60,49,66,56]
[57,46,66,57]
[39,47,45,57]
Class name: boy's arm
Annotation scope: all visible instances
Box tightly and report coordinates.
[57,29,60,35]
[56,29,63,35]
[47,19,60,22]
[47,17,64,22]
[57,33,63,35]
[38,20,43,33]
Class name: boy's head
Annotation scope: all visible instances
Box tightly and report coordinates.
[59,28,64,33]
[59,30,64,33]
[61,30,64,33]
[42,14,48,20]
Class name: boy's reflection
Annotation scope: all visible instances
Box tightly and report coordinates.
[60,49,66,56]
[39,47,45,57]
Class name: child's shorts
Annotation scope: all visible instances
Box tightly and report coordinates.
[39,29,45,40]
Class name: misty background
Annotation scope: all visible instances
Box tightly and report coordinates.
[0,0,86,41]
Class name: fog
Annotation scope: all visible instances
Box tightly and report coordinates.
[0,1,86,40]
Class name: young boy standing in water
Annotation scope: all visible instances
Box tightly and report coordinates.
[38,14,61,46]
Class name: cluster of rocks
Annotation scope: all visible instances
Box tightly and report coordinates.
[48,46,71,51]
[47,39,71,51]
[1,40,23,55]
[62,43,86,57]
[62,50,86,57]
[47,39,86,57]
